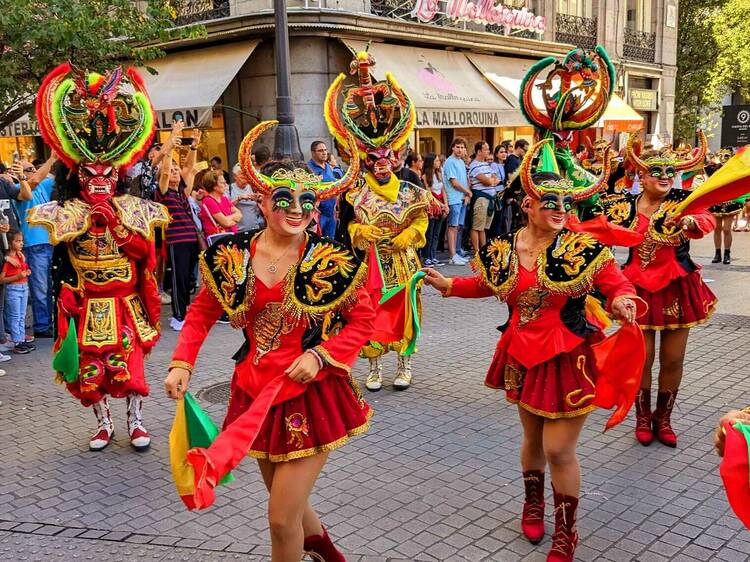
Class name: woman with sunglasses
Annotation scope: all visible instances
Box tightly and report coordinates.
[583,131,716,448]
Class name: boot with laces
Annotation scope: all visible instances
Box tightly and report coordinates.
[521,470,545,544]
[547,491,579,562]
[126,393,151,451]
[652,390,678,448]
[303,526,346,561]
[634,388,654,446]
[393,355,412,390]
[90,397,114,451]
[365,357,382,391]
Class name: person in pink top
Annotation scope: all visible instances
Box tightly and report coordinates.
[198,170,242,241]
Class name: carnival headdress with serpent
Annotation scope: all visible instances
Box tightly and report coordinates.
[324,44,416,182]
[36,62,156,204]
[520,46,615,140]
[625,130,707,176]
[238,120,360,201]
[520,138,612,202]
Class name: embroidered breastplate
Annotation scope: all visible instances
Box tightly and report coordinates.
[348,180,429,233]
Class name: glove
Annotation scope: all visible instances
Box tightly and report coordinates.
[390,229,415,251]
[353,224,384,245]
[58,286,81,317]
[91,202,119,229]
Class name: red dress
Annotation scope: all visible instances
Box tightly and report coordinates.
[589,190,717,330]
[452,230,638,419]
[171,230,374,462]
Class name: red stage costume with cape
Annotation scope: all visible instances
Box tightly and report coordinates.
[168,121,374,512]
[29,62,167,452]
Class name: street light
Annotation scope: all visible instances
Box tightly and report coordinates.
[273,0,303,160]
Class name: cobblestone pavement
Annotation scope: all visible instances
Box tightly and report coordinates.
[1,235,749,562]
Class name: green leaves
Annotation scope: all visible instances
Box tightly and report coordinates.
[0,0,204,130]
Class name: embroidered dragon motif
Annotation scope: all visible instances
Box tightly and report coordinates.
[551,232,597,276]
[300,243,356,302]
[212,245,250,304]
[485,238,512,285]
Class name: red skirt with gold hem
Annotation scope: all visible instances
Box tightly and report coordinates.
[636,271,716,331]
[222,374,371,462]
[485,334,604,419]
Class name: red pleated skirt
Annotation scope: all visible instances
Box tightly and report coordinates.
[222,374,372,462]
[485,334,604,419]
[636,271,716,330]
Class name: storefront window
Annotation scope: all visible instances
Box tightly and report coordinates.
[0,136,38,167]
[157,110,228,170]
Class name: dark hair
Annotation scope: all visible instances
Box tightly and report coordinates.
[493,144,507,161]
[32,158,44,167]
[423,153,439,187]
[0,163,7,174]
[515,139,529,151]
[5,229,22,253]
[310,140,325,153]
[254,146,271,166]
[575,145,587,155]
[474,141,487,155]
[405,151,421,169]
[210,156,222,165]
[450,137,467,149]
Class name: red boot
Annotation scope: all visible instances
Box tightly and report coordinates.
[652,390,678,448]
[521,470,545,544]
[547,492,579,562]
[634,389,654,446]
[303,526,346,562]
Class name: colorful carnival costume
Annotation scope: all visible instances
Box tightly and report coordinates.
[168,121,373,525]
[436,141,644,562]
[325,46,431,391]
[28,63,167,451]
[581,132,716,448]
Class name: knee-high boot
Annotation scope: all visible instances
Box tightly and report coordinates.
[90,397,114,451]
[126,393,151,451]
[634,389,654,446]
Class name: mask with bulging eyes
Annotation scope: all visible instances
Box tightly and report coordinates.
[647,166,676,179]
[270,186,318,217]
[78,162,119,205]
[539,193,573,213]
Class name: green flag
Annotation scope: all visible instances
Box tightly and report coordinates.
[52,319,79,383]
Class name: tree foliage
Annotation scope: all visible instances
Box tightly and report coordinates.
[674,0,750,142]
[0,0,204,130]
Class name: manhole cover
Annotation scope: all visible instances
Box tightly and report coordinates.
[195,382,232,404]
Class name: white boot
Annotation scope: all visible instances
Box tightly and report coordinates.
[90,397,114,451]
[393,355,412,390]
[365,357,383,391]
[126,393,151,452]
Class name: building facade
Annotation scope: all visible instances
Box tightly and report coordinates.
[0,0,679,166]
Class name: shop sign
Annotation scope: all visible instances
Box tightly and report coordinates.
[416,109,504,128]
[0,118,40,138]
[721,105,750,147]
[411,0,546,35]
[154,108,210,130]
[629,88,658,112]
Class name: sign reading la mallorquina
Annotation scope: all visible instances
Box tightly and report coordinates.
[411,0,547,35]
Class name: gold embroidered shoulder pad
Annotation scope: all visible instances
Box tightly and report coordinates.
[112,194,170,239]
[538,230,615,296]
[647,188,691,246]
[284,233,367,321]
[582,192,637,227]
[472,233,519,300]
[27,199,91,244]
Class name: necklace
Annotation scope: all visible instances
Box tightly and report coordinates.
[261,232,296,274]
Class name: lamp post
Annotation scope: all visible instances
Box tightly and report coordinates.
[272,0,303,160]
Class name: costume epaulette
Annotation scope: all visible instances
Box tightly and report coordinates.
[200,230,367,328]
[588,192,638,227]
[647,188,691,245]
[473,230,615,300]
[112,194,170,239]
[27,199,91,244]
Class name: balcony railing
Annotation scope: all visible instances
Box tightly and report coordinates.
[173,0,230,26]
[623,27,656,63]
[554,14,598,50]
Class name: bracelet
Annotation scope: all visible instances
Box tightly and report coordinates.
[742,406,750,415]
[307,349,325,370]
[169,360,194,377]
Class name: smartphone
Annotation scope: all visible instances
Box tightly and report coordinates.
[181,137,195,147]
[173,111,184,123]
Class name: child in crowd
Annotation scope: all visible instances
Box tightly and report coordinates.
[0,230,34,354]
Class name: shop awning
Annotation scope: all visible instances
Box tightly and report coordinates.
[342,40,518,129]
[466,53,537,117]
[139,41,259,129]
[595,93,644,133]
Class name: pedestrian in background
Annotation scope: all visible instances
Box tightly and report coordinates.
[210,156,232,186]
[442,137,472,265]
[307,140,343,239]
[0,230,34,355]
[488,144,508,239]
[468,141,499,254]
[421,153,448,266]
[505,139,529,177]
[230,164,265,232]
[400,151,424,187]
[199,170,241,245]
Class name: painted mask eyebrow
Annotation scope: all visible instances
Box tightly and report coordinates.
[271,187,294,211]
[299,191,317,216]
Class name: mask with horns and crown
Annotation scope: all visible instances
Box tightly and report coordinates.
[625,130,707,180]
[238,120,360,204]
[36,62,156,205]
[324,45,416,185]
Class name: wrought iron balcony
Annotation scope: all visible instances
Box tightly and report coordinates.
[554,14,598,50]
[173,0,230,26]
[623,27,656,63]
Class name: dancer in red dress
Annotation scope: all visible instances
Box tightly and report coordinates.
[165,121,374,562]
[422,141,643,562]
[583,132,716,448]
